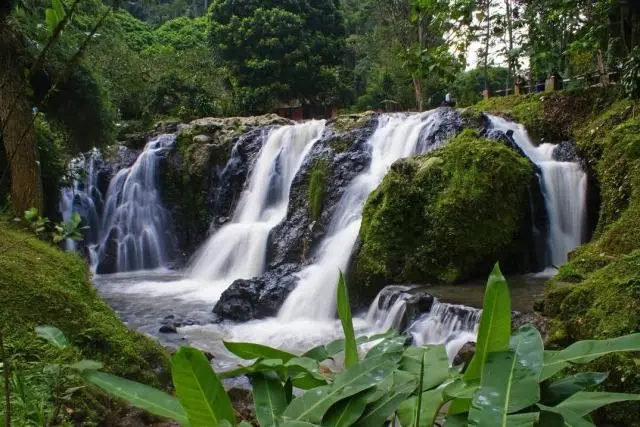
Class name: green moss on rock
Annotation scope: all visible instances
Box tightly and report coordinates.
[0,221,169,422]
[308,159,327,221]
[354,129,533,298]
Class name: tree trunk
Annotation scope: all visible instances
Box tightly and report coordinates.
[483,0,491,92]
[412,76,424,111]
[0,23,43,215]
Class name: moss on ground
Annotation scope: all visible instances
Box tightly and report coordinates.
[354,129,533,299]
[308,159,327,221]
[480,89,640,426]
[0,221,169,424]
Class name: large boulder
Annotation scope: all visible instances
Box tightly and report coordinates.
[213,264,299,321]
[353,129,535,301]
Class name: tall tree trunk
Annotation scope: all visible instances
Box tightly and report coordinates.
[505,0,514,94]
[0,23,43,215]
[412,76,424,111]
[483,0,491,92]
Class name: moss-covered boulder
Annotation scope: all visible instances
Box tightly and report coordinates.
[0,221,169,423]
[353,129,534,299]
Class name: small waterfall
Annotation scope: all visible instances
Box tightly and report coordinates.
[279,112,451,321]
[408,301,480,362]
[187,121,326,283]
[365,286,412,332]
[59,149,103,251]
[488,116,588,266]
[95,134,176,272]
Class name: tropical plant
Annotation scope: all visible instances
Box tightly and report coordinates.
[32,265,640,426]
[622,47,640,100]
[23,208,84,244]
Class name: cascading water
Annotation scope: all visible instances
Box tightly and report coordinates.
[60,149,104,251]
[488,116,588,267]
[187,121,326,284]
[279,112,452,320]
[94,134,176,272]
[408,301,480,362]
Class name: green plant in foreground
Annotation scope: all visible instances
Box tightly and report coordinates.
[31,265,640,426]
[23,208,84,244]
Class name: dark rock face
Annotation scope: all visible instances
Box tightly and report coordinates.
[553,140,580,162]
[268,116,378,268]
[213,264,299,321]
[453,342,476,367]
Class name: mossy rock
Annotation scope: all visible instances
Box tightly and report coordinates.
[0,221,169,423]
[329,111,376,134]
[354,129,534,299]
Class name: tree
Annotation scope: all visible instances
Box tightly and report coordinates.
[208,0,347,114]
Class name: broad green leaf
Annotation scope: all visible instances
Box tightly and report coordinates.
[51,0,65,20]
[506,412,539,426]
[541,333,640,380]
[555,391,640,416]
[337,271,358,368]
[400,345,451,391]
[281,354,399,423]
[45,8,59,31]
[365,336,407,359]
[443,414,467,426]
[468,326,543,427]
[279,422,322,427]
[70,360,103,372]
[397,389,444,427]
[253,373,287,427]
[219,358,285,380]
[35,325,69,349]
[286,357,328,389]
[464,263,511,382]
[83,371,188,425]
[542,373,609,405]
[322,389,372,427]
[224,341,297,362]
[172,346,235,426]
[538,405,594,427]
[303,345,331,361]
[444,378,479,400]
[353,390,412,427]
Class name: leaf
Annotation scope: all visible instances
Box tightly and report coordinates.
[542,373,609,405]
[285,357,328,389]
[224,341,297,362]
[70,360,103,372]
[400,345,451,391]
[365,336,407,359]
[353,390,413,427]
[538,405,594,427]
[506,412,539,426]
[219,358,286,380]
[541,333,640,380]
[172,346,235,426]
[45,8,59,31]
[35,325,69,349]
[303,345,331,361]
[83,371,188,425]
[322,389,372,427]
[397,388,444,427]
[253,373,288,427]
[464,263,511,382]
[337,271,358,368]
[443,378,479,400]
[281,354,399,423]
[467,326,543,427]
[555,391,640,416]
[52,0,65,20]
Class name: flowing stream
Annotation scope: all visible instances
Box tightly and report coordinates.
[488,116,588,267]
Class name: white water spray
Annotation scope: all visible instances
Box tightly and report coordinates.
[279,112,449,320]
[95,134,176,272]
[488,116,587,266]
[188,121,326,283]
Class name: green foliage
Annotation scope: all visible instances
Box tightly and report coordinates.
[23,208,84,244]
[208,0,346,113]
[355,129,533,298]
[25,266,636,427]
[622,47,640,100]
[308,159,327,221]
[336,272,358,369]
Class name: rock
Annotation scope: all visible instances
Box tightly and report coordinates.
[354,126,535,301]
[453,341,476,367]
[204,351,215,361]
[159,324,178,334]
[213,264,299,321]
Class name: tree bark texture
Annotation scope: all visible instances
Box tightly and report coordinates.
[0,21,43,215]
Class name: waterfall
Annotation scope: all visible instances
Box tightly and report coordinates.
[187,121,326,283]
[408,301,480,362]
[95,134,176,272]
[59,149,103,251]
[279,112,450,321]
[488,116,587,267]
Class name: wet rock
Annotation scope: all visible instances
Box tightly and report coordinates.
[268,115,378,268]
[512,311,551,342]
[159,324,177,334]
[553,140,580,162]
[204,351,215,361]
[213,264,299,321]
[453,341,476,367]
